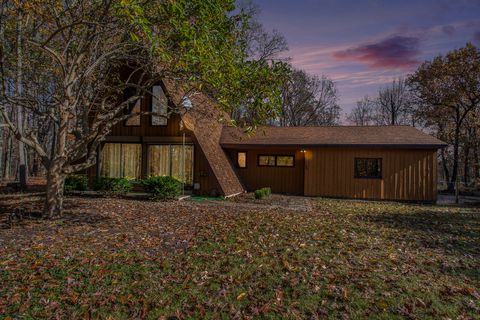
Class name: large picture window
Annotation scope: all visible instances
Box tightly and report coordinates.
[148,145,194,185]
[354,158,382,179]
[151,85,168,126]
[100,143,142,179]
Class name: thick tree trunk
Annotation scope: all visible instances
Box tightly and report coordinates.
[43,160,65,219]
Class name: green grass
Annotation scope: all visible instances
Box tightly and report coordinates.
[0,197,479,319]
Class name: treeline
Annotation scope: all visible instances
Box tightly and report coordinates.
[347,44,480,191]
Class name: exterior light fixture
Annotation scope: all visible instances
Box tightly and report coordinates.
[300,149,306,153]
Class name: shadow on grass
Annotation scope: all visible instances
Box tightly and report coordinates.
[359,206,480,281]
[361,206,479,255]
[0,193,110,228]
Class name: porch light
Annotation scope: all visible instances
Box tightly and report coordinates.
[300,149,306,153]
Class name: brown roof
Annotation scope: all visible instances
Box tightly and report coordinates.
[163,80,244,196]
[220,126,446,148]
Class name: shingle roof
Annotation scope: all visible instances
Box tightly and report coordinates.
[220,125,446,148]
[162,81,244,196]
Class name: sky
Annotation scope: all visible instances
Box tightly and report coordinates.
[253,0,480,117]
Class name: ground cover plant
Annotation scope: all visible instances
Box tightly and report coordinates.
[0,194,479,319]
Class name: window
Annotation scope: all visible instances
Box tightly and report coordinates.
[354,158,382,179]
[258,155,276,166]
[237,152,247,168]
[276,155,294,167]
[148,145,194,185]
[151,85,168,126]
[258,155,295,167]
[100,143,142,179]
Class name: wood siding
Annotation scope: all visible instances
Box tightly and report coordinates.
[304,148,437,202]
[227,148,305,195]
[88,90,221,195]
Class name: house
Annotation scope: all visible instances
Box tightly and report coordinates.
[89,81,446,202]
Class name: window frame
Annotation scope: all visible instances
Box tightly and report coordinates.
[257,155,277,167]
[275,155,295,167]
[354,157,382,179]
[237,151,247,168]
[257,154,295,167]
[151,84,168,127]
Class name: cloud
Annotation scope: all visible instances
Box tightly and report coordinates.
[442,25,456,36]
[332,35,422,69]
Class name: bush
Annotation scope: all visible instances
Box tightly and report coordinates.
[64,174,88,193]
[93,177,132,196]
[254,187,271,199]
[142,176,182,200]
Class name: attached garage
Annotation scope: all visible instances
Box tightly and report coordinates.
[221,126,445,202]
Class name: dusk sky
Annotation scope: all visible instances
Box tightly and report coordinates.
[254,0,480,117]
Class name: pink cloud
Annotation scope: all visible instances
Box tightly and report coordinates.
[332,35,421,69]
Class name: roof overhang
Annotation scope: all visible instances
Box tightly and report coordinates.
[220,143,447,149]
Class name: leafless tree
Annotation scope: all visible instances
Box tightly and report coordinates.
[279,70,340,127]
[347,96,375,126]
[237,0,288,61]
[375,77,414,126]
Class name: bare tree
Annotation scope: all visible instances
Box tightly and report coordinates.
[237,0,288,61]
[375,77,414,126]
[279,70,340,126]
[347,96,375,126]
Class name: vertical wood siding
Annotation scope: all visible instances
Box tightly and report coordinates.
[109,92,184,137]
[304,148,438,202]
[227,148,305,195]
[88,90,222,195]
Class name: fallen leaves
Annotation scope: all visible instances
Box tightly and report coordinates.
[0,194,479,319]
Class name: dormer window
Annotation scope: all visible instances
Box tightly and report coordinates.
[151,85,168,126]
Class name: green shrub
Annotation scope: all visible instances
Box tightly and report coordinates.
[142,176,182,200]
[64,174,88,193]
[93,177,132,196]
[254,187,271,199]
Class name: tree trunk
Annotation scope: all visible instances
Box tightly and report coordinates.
[43,159,65,219]
[448,125,461,193]
[440,148,450,190]
[474,146,479,180]
[16,8,27,189]
[463,146,470,186]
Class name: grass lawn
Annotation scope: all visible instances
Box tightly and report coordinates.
[0,194,479,319]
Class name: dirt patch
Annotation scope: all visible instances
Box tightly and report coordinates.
[227,192,313,212]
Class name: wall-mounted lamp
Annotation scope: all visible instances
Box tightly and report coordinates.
[300,149,306,153]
